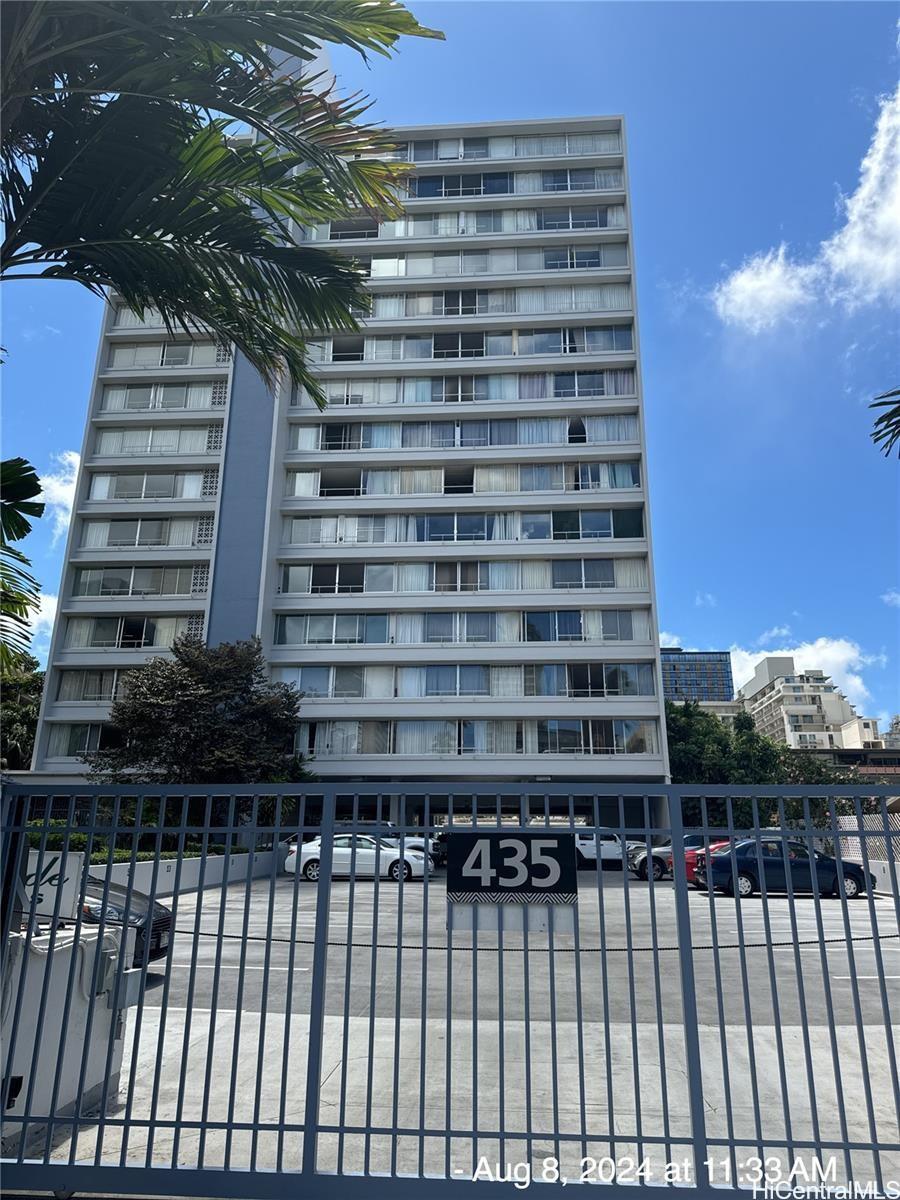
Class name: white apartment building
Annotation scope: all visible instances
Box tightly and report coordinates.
[32,116,669,782]
[737,656,882,750]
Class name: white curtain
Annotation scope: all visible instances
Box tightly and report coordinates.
[485,289,514,313]
[583,610,605,640]
[489,248,517,274]
[606,205,626,228]
[474,465,518,494]
[490,666,523,698]
[401,468,441,494]
[436,212,459,237]
[487,375,518,401]
[396,721,455,755]
[487,561,520,590]
[396,667,426,697]
[364,666,394,698]
[292,424,319,451]
[290,471,320,497]
[615,558,648,589]
[488,512,519,540]
[328,722,359,756]
[596,169,623,190]
[374,380,400,405]
[402,378,432,404]
[585,415,639,442]
[515,209,538,232]
[522,722,540,754]
[90,475,112,500]
[516,135,564,156]
[122,428,152,454]
[168,519,194,547]
[395,612,424,643]
[64,618,93,649]
[398,563,432,592]
[631,609,652,640]
[176,428,206,453]
[516,287,544,314]
[364,469,398,496]
[101,387,126,412]
[610,461,639,488]
[406,253,433,276]
[521,464,563,491]
[518,375,548,401]
[177,473,203,499]
[374,295,405,318]
[496,611,521,642]
[607,369,635,396]
[519,417,553,444]
[514,171,543,194]
[490,720,521,753]
[151,617,181,647]
[522,560,552,589]
[82,521,109,548]
[186,383,212,409]
[96,429,124,455]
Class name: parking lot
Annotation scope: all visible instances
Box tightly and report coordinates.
[61,867,899,1184]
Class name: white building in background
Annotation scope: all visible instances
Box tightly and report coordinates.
[737,656,882,751]
[32,116,669,782]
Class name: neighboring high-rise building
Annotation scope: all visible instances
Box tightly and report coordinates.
[32,116,668,782]
[660,647,734,701]
[737,656,882,750]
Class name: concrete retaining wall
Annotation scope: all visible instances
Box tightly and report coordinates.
[88,848,285,898]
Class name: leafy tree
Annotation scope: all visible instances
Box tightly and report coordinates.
[870,386,900,457]
[664,700,735,784]
[729,709,782,784]
[0,457,44,670]
[84,636,310,784]
[1,1,442,401]
[0,651,43,769]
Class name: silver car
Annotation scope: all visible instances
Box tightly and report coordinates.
[286,834,430,882]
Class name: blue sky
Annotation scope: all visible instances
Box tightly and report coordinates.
[4,1,899,724]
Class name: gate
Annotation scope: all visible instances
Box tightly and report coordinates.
[2,783,898,1197]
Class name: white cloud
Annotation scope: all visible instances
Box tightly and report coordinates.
[881,589,900,607]
[694,591,717,608]
[731,636,887,709]
[757,624,792,644]
[712,84,900,332]
[40,451,80,545]
[28,592,58,665]
[659,631,682,647]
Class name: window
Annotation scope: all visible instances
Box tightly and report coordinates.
[613,508,644,538]
[537,719,583,754]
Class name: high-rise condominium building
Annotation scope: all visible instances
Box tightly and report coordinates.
[660,648,734,702]
[32,116,668,782]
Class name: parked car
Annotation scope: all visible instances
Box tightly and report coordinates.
[285,834,431,882]
[627,834,728,882]
[575,830,638,870]
[684,840,730,884]
[81,877,173,966]
[694,838,876,898]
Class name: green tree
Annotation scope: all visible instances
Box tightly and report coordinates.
[664,700,735,784]
[0,457,45,670]
[729,709,782,784]
[1,1,442,402]
[84,636,310,784]
[0,651,43,769]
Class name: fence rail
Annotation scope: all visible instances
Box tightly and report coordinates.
[2,783,899,1198]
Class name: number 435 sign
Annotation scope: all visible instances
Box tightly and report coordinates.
[446,832,578,905]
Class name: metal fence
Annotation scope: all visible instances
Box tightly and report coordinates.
[2,782,899,1198]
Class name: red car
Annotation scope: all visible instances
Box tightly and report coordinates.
[685,840,730,884]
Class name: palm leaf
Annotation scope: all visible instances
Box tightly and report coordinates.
[0,457,44,542]
[870,387,900,458]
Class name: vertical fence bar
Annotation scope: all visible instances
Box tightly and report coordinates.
[250,794,284,1172]
[642,793,672,1174]
[668,792,710,1189]
[592,792,616,1164]
[336,791,360,1176]
[417,792,432,1179]
[276,792,307,1173]
[301,792,335,1177]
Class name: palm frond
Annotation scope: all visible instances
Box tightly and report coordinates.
[0,542,41,672]
[0,456,45,542]
[870,387,900,458]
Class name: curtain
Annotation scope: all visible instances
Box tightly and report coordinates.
[406,253,434,276]
[372,256,404,277]
[519,417,552,444]
[514,171,543,194]
[82,521,109,548]
[487,561,520,590]
[489,135,515,157]
[490,666,523,698]
[516,287,544,314]
[177,472,203,499]
[485,289,514,313]
[101,387,126,412]
[186,383,211,410]
[90,475,111,500]
[474,465,518,493]
[121,428,151,454]
[402,378,432,405]
[367,423,401,449]
[630,609,652,640]
[401,468,441,494]
[398,562,432,592]
[176,428,206,453]
[615,558,648,589]
[487,375,518,401]
[292,424,320,451]
[151,617,180,647]
[522,722,540,754]
[395,612,424,643]
[360,722,391,754]
[328,722,359,756]
[168,519,194,547]
[64,618,93,649]
[364,666,394,698]
[611,461,640,488]
[583,610,604,640]
[364,470,398,496]
[96,430,123,455]
[606,205,626,228]
[490,721,521,753]
[397,721,455,755]
[488,511,519,540]
[374,295,405,318]
[373,380,399,405]
[585,415,639,442]
[596,169,624,190]
[436,212,459,237]
[290,471,320,497]
[521,463,562,491]
[516,135,564,156]
[396,667,426,697]
[607,369,635,396]
[516,247,542,272]
[495,611,521,642]
[517,375,548,401]
[489,248,517,274]
[515,209,538,232]
[521,560,551,589]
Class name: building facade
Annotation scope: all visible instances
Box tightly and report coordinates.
[660,648,734,702]
[32,116,669,782]
[737,656,882,751]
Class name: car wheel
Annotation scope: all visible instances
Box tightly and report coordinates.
[390,860,412,882]
[303,859,320,881]
[837,873,861,899]
[733,872,755,898]
[649,857,664,882]
[637,859,649,880]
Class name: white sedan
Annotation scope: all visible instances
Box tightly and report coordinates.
[285,834,431,882]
